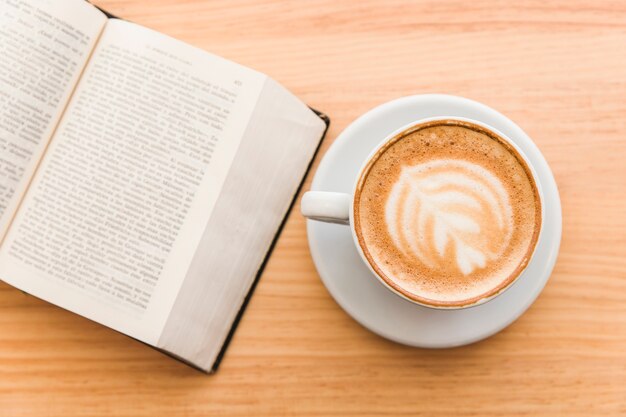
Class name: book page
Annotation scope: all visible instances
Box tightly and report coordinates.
[0,0,106,239]
[0,19,266,345]
[158,79,327,370]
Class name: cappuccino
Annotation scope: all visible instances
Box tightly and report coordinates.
[354,120,541,307]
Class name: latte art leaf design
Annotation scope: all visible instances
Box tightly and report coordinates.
[385,159,513,275]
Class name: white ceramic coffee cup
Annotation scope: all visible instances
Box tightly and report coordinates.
[302,116,544,309]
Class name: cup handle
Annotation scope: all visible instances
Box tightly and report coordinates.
[301,191,351,225]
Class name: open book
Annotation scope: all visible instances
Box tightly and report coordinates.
[0,0,328,372]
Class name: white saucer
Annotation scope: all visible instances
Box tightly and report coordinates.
[306,94,562,348]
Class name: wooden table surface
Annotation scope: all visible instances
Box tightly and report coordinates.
[1,0,625,415]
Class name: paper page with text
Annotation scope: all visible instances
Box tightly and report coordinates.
[0,19,266,345]
[0,0,106,239]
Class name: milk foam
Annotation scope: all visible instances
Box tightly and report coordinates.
[385,159,513,275]
[355,120,541,306]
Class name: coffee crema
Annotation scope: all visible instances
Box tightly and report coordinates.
[354,120,542,307]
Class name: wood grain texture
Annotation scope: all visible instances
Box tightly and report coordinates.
[1,0,625,415]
